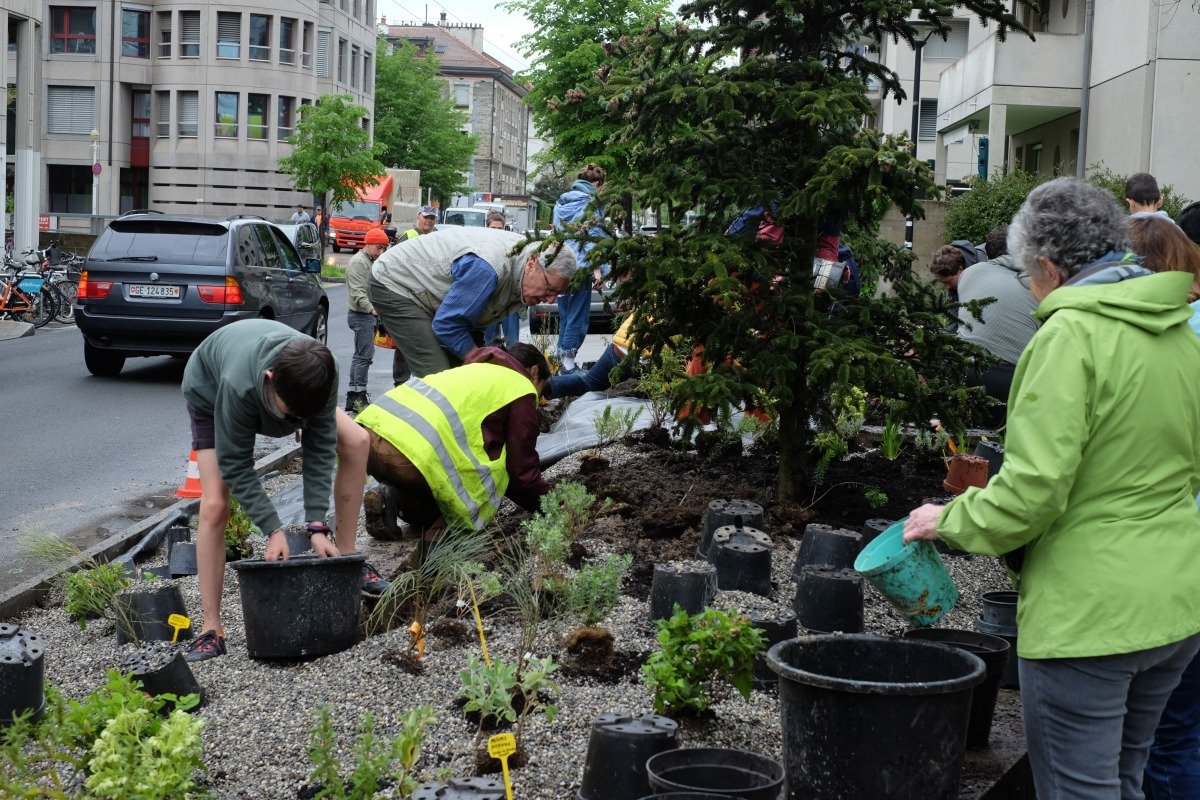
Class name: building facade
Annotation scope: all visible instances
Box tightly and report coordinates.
[381,16,529,201]
[3,0,377,253]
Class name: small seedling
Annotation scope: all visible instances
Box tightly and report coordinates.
[592,405,639,453]
[881,417,904,461]
[864,487,889,509]
[566,554,631,628]
[225,498,256,560]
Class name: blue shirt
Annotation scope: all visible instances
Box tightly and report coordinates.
[432,253,499,357]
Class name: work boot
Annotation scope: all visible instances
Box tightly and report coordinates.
[363,484,403,541]
[183,630,227,663]
[345,391,370,414]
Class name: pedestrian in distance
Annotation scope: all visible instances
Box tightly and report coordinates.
[180,319,388,663]
[905,177,1200,800]
[401,206,439,240]
[553,164,610,374]
[483,210,521,347]
[367,227,578,378]
[1126,172,1176,223]
[359,342,553,546]
[290,204,310,223]
[345,227,402,413]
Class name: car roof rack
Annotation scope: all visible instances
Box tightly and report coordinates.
[119,209,164,217]
[227,214,267,221]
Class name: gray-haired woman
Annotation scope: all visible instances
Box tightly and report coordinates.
[904,177,1200,799]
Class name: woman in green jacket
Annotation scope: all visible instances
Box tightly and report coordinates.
[904,178,1200,800]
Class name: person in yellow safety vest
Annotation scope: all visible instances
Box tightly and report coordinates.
[402,206,438,240]
[358,341,553,542]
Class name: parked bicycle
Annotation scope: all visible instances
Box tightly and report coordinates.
[0,263,58,328]
[19,240,81,324]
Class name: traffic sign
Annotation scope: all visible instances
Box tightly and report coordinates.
[92,162,102,177]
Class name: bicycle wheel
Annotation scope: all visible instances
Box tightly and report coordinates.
[51,279,76,323]
[21,286,57,328]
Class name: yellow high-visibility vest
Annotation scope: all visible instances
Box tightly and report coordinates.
[356,362,536,530]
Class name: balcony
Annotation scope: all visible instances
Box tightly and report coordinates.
[938,30,1084,131]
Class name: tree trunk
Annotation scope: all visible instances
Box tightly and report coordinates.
[317,190,330,262]
[777,358,811,503]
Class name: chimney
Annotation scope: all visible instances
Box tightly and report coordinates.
[438,11,447,25]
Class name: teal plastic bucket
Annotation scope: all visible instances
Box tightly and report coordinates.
[854,518,958,627]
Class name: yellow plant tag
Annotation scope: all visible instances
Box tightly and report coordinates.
[167,614,191,643]
[487,733,517,800]
[468,582,492,667]
[409,621,425,658]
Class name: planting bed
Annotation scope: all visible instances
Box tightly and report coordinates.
[8,436,1025,798]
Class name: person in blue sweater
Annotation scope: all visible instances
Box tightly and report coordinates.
[552,164,609,374]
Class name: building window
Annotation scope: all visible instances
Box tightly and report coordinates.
[923,21,968,61]
[157,11,171,58]
[277,96,295,141]
[249,14,270,61]
[120,167,149,213]
[179,11,200,58]
[918,98,938,142]
[280,18,296,64]
[247,94,268,140]
[363,52,373,94]
[46,86,96,134]
[454,83,470,108]
[353,0,362,19]
[121,10,150,57]
[215,92,239,138]
[302,22,313,68]
[337,38,347,83]
[131,90,151,138]
[351,45,360,88]
[156,90,170,137]
[47,165,94,213]
[49,7,97,54]
[316,29,331,77]
[216,12,241,59]
[178,91,198,137]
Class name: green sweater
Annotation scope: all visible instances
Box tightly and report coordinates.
[939,270,1200,659]
[182,320,337,535]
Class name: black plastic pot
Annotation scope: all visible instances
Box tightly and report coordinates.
[972,440,1005,480]
[646,748,784,800]
[115,585,193,644]
[698,500,765,559]
[709,526,773,597]
[169,541,198,577]
[977,590,1019,689]
[0,624,45,726]
[165,525,192,550]
[748,610,797,687]
[578,712,679,800]
[142,565,172,580]
[793,565,863,634]
[791,525,862,577]
[638,795,749,800]
[412,778,507,799]
[650,562,718,621]
[767,635,985,800]
[121,645,204,710]
[903,628,1011,749]
[229,553,365,659]
[285,529,312,556]
[860,519,892,550]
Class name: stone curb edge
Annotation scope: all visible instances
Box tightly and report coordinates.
[0,443,303,622]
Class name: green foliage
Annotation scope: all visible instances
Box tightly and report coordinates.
[592,405,640,452]
[373,41,478,204]
[881,417,904,461]
[524,514,571,568]
[944,171,1045,245]
[913,427,951,455]
[457,655,559,743]
[641,607,764,715]
[224,498,255,560]
[864,487,889,509]
[64,563,130,629]
[526,482,601,569]
[306,705,435,800]
[567,554,632,627]
[0,671,203,799]
[1087,164,1190,220]
[636,346,687,430]
[587,0,1024,501]
[500,0,674,178]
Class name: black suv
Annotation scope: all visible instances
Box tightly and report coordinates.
[76,215,328,376]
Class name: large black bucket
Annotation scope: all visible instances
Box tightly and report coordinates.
[229,554,364,659]
[767,635,984,800]
[903,628,1010,749]
[646,748,784,800]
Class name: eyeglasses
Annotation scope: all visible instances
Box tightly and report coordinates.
[538,270,560,302]
[1017,270,1033,289]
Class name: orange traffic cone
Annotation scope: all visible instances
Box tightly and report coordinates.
[175,450,203,498]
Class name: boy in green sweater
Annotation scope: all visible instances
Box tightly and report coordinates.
[181,319,387,662]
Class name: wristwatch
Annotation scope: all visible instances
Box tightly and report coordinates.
[306,522,331,537]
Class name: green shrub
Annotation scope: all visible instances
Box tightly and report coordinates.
[306,704,435,800]
[65,563,131,628]
[641,607,764,715]
[84,707,204,800]
[457,655,559,744]
[566,554,632,627]
[944,171,1045,245]
[1086,164,1190,220]
[225,498,256,559]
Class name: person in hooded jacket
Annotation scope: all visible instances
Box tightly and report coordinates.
[904,178,1200,800]
[552,163,609,374]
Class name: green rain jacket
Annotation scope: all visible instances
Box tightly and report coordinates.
[939,270,1200,659]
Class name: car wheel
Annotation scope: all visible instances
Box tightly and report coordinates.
[309,304,329,344]
[331,243,340,253]
[84,341,125,377]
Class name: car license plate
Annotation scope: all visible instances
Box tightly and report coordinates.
[129,283,181,299]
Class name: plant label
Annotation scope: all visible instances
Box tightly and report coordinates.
[488,733,516,800]
[168,614,191,643]
[409,620,425,658]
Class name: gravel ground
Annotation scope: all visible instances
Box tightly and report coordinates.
[12,444,1021,798]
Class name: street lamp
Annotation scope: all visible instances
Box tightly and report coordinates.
[90,128,101,217]
[905,20,939,250]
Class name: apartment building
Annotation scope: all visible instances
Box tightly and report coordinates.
[381,15,529,200]
[2,0,377,253]
[871,1,1200,201]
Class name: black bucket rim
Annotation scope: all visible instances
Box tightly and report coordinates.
[229,553,366,571]
[981,589,1018,605]
[767,634,986,696]
[902,627,1011,656]
[646,747,784,796]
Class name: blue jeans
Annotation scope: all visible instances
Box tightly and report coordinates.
[346,310,375,391]
[547,342,624,399]
[1145,649,1200,799]
[556,287,592,357]
[483,312,520,346]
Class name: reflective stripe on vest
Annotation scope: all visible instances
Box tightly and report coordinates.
[360,363,536,530]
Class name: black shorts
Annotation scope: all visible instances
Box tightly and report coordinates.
[188,406,216,451]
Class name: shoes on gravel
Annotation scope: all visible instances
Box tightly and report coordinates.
[361,562,391,597]
[183,629,227,663]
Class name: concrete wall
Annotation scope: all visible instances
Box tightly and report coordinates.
[879,201,950,276]
[1010,112,1080,176]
